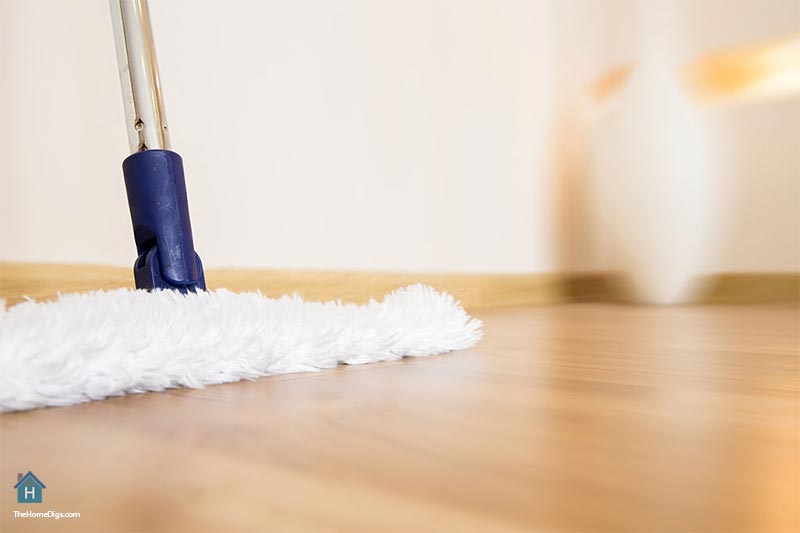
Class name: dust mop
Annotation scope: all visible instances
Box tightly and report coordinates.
[0,0,481,412]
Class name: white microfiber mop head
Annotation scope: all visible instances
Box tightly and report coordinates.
[0,285,481,412]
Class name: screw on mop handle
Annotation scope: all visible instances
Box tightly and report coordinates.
[110,0,205,292]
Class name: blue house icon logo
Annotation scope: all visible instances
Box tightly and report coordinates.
[14,472,46,504]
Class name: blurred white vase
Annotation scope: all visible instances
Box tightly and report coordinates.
[590,65,715,304]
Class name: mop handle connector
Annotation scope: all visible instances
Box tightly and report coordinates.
[123,149,206,292]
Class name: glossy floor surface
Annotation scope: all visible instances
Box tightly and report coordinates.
[2,303,798,532]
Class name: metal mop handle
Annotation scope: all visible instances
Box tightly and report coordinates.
[109,0,205,292]
[110,0,170,153]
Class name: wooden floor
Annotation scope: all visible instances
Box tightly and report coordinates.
[1,302,798,532]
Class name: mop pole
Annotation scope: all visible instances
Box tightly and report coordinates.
[109,0,205,292]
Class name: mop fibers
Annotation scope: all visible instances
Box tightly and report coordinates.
[0,285,481,412]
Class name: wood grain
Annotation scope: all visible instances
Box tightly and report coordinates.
[1,301,798,532]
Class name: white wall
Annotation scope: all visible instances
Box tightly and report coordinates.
[0,0,556,272]
[1,0,797,273]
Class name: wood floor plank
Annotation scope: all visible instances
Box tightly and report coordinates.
[2,303,797,532]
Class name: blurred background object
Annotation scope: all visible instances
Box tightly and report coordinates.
[685,35,800,104]
[0,0,797,303]
[590,62,715,304]
[589,0,715,303]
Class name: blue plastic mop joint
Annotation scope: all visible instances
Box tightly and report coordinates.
[122,149,206,292]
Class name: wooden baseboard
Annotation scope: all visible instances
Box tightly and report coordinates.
[0,262,796,308]
[699,273,800,304]
[0,262,609,309]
